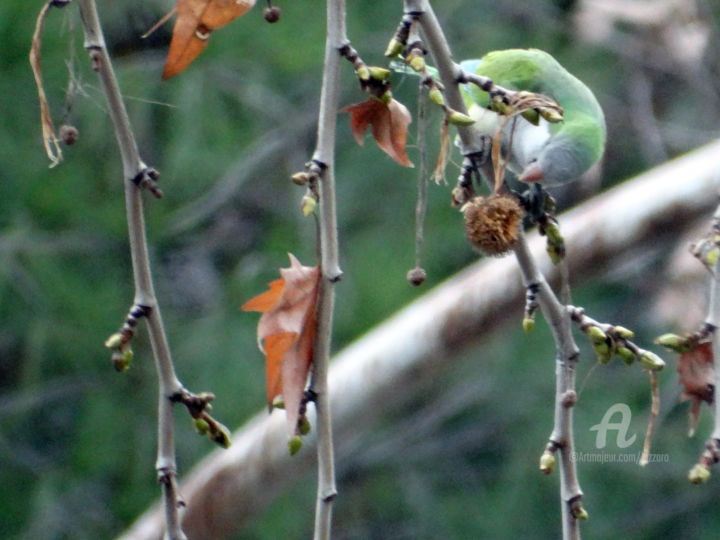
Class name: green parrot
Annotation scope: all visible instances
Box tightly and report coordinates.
[460,49,606,186]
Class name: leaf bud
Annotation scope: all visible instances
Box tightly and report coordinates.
[378,90,392,104]
[539,452,555,475]
[384,38,404,58]
[368,66,390,81]
[407,54,425,72]
[291,172,310,186]
[616,346,636,365]
[447,110,476,127]
[193,417,210,435]
[356,64,370,81]
[209,422,232,449]
[272,395,286,410]
[522,316,535,334]
[706,247,720,267]
[572,504,589,521]
[638,350,665,371]
[543,221,564,245]
[586,326,607,345]
[111,349,133,372]
[428,87,445,106]
[288,434,303,456]
[105,333,124,350]
[298,415,311,436]
[654,333,692,353]
[612,326,635,340]
[301,195,317,217]
[688,464,711,484]
[593,342,612,364]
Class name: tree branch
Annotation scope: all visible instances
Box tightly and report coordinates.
[307,0,347,537]
[76,2,185,538]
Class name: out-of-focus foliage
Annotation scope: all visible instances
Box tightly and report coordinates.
[2,0,720,538]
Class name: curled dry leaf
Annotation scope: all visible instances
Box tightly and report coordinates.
[162,0,256,79]
[343,97,414,167]
[242,254,320,436]
[677,341,714,436]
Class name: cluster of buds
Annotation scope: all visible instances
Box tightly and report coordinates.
[271,393,314,456]
[290,160,324,217]
[581,322,664,370]
[174,390,232,449]
[104,332,134,372]
[104,304,151,372]
[384,16,474,129]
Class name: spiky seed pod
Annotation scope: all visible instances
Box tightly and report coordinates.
[463,195,523,256]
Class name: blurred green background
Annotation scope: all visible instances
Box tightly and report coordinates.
[3,1,720,538]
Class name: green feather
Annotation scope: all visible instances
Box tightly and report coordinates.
[461,49,606,184]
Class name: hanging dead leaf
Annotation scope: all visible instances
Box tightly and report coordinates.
[162,0,256,79]
[242,254,320,436]
[343,97,413,167]
[677,341,714,436]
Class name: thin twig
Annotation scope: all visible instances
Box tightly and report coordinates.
[75,2,186,538]
[307,0,346,537]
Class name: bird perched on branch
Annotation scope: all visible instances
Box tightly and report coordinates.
[460,49,606,186]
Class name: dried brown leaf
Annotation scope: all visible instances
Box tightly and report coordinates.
[163,0,256,79]
[343,97,413,167]
[242,254,320,435]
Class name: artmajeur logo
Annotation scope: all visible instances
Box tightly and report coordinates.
[589,403,636,449]
[571,402,670,464]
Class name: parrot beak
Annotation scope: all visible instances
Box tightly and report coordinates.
[519,161,543,183]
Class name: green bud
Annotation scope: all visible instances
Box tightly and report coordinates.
[543,221,564,246]
[105,333,124,350]
[539,452,555,475]
[539,107,563,123]
[639,350,665,371]
[688,464,711,484]
[209,422,232,449]
[298,415,311,435]
[428,87,444,106]
[272,395,286,410]
[111,348,133,372]
[654,333,691,353]
[706,247,720,267]
[573,505,589,521]
[593,342,612,364]
[586,326,608,344]
[616,346,636,365]
[368,66,391,81]
[612,326,635,340]
[291,172,309,186]
[301,195,317,217]
[356,64,370,81]
[447,110,476,127]
[521,108,540,125]
[288,434,303,456]
[377,90,392,105]
[522,316,535,334]
[407,54,425,72]
[384,38,404,58]
[546,244,562,265]
[193,417,210,435]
